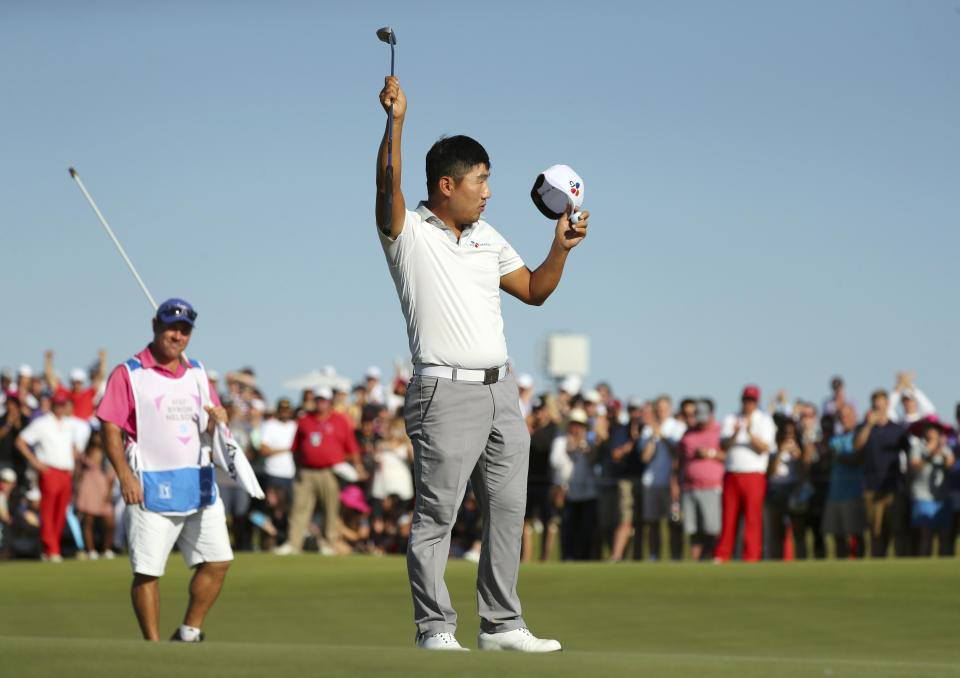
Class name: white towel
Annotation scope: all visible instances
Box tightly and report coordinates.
[211,424,265,499]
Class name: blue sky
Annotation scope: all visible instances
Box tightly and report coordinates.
[2,1,958,417]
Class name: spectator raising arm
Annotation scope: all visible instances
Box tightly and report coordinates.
[44,350,59,392]
[92,349,108,389]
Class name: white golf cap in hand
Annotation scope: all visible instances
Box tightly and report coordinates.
[531,164,584,220]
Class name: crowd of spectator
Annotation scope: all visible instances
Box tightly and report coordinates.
[2,349,958,564]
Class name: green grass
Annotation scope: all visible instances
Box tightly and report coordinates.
[2,554,959,677]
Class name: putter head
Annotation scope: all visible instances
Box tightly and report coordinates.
[376,26,396,45]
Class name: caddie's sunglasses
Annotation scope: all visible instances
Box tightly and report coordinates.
[158,304,198,322]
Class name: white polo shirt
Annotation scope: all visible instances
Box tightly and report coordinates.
[19,412,76,471]
[379,203,525,368]
[260,418,297,479]
[721,409,776,474]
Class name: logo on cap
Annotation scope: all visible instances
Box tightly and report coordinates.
[569,181,581,197]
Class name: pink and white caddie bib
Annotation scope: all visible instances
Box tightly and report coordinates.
[125,357,217,515]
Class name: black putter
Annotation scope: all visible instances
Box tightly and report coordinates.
[377,26,397,223]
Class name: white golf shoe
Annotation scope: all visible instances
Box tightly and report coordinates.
[477,628,562,653]
[416,632,469,651]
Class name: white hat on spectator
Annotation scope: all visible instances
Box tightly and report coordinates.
[315,386,333,400]
[627,396,645,410]
[69,368,86,383]
[26,487,41,502]
[250,399,266,412]
[365,365,382,380]
[1,367,12,380]
[0,468,16,483]
[559,375,582,395]
[207,369,221,382]
[17,364,32,378]
[517,373,535,390]
[584,389,601,404]
[567,408,589,426]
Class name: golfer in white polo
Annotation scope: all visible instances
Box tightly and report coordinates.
[376,76,589,652]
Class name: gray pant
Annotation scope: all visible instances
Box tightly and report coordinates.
[404,373,530,637]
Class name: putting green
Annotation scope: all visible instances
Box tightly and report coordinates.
[2,554,958,677]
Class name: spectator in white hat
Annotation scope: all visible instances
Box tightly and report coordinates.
[16,365,39,414]
[887,372,936,425]
[551,408,598,560]
[555,375,582,419]
[364,366,386,406]
[582,389,602,422]
[516,373,536,418]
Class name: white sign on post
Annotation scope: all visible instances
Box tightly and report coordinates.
[544,333,590,378]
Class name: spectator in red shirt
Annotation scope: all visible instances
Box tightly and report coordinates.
[274,386,359,555]
[44,349,107,421]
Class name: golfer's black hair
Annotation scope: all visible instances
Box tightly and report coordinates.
[425,135,490,196]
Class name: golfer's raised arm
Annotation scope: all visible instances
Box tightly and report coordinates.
[500,210,589,306]
[376,76,407,238]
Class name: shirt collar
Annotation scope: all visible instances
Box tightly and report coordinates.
[138,345,188,378]
[416,201,477,243]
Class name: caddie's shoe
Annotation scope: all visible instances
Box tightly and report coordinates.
[478,628,562,653]
[416,632,469,651]
[170,629,205,642]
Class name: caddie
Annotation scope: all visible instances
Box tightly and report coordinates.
[96,298,232,642]
[375,76,589,652]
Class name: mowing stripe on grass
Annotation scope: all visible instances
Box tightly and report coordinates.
[4,634,960,672]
